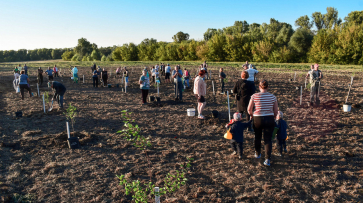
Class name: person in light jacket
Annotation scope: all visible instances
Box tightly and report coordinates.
[193,70,207,119]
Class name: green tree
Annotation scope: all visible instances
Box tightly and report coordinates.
[62,51,74,61]
[74,38,93,58]
[344,11,363,25]
[203,28,218,41]
[172,31,189,43]
[90,49,101,61]
[288,28,314,62]
[252,38,274,62]
[312,12,325,31]
[295,15,313,30]
[207,33,227,61]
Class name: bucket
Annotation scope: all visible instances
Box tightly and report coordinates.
[15,111,22,118]
[67,137,80,149]
[71,77,74,80]
[107,84,112,88]
[156,97,160,102]
[343,104,352,112]
[149,96,155,102]
[187,108,195,116]
[211,110,218,118]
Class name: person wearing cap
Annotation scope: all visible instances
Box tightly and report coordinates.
[50,81,66,108]
[165,64,171,83]
[37,67,44,86]
[172,66,183,101]
[225,112,252,159]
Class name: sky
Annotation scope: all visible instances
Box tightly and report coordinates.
[0,0,362,51]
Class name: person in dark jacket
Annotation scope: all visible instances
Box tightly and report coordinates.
[101,68,108,86]
[92,69,98,87]
[233,71,254,126]
[51,81,66,108]
[37,67,44,85]
[226,113,252,159]
[275,111,288,156]
[219,68,226,94]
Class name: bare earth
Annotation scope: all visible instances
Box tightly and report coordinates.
[0,66,362,202]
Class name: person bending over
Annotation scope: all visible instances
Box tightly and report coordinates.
[51,81,66,109]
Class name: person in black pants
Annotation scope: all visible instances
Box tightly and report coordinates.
[18,70,32,100]
[92,70,98,87]
[37,67,44,85]
[101,68,108,86]
[226,113,252,159]
[247,80,278,166]
[51,81,66,108]
[219,68,226,94]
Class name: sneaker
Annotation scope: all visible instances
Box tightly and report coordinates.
[231,151,237,156]
[254,152,261,158]
[284,148,287,153]
[264,159,271,166]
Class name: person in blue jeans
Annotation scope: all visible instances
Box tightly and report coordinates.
[172,66,183,101]
[183,68,190,88]
[51,81,66,108]
[226,113,252,159]
[92,70,99,87]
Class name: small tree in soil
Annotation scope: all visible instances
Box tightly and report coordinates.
[117,157,193,203]
[44,91,51,109]
[64,104,77,132]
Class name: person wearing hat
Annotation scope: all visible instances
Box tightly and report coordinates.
[165,64,171,83]
[50,81,66,109]
[225,112,252,159]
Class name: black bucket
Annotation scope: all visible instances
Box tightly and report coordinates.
[149,96,155,102]
[156,97,160,102]
[212,110,219,118]
[67,137,80,149]
[15,111,22,118]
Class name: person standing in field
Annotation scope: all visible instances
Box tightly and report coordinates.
[13,70,20,91]
[92,69,99,87]
[116,67,121,76]
[194,70,207,119]
[18,64,22,72]
[51,81,66,109]
[233,71,254,130]
[151,66,156,83]
[37,67,44,86]
[92,63,96,72]
[101,68,108,86]
[72,66,78,83]
[139,69,150,105]
[244,64,258,93]
[172,66,183,101]
[53,65,59,77]
[160,63,165,76]
[165,64,171,83]
[247,80,278,167]
[18,70,32,100]
[275,111,288,156]
[124,67,129,87]
[219,68,226,94]
[14,66,19,74]
[23,64,28,75]
[183,68,190,88]
[45,67,54,81]
[306,64,323,105]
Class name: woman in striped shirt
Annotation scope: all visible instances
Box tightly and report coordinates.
[247,80,278,166]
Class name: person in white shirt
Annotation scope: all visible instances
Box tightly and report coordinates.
[13,71,20,90]
[151,66,156,83]
[244,64,258,93]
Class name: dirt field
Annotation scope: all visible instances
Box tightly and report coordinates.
[0,65,362,202]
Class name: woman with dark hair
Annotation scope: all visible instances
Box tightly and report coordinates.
[193,70,207,119]
[139,69,150,105]
[233,71,254,128]
[247,80,278,166]
[18,70,32,100]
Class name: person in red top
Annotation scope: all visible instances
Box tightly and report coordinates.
[247,80,278,166]
[53,65,59,77]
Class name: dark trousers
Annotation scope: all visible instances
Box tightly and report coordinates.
[20,84,31,100]
[310,82,320,103]
[54,72,59,77]
[152,76,155,83]
[141,89,148,103]
[277,139,287,154]
[174,82,183,100]
[102,77,108,86]
[220,79,225,93]
[253,116,275,160]
[230,140,243,157]
[93,77,98,87]
[38,74,43,85]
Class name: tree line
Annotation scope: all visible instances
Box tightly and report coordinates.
[1,8,363,65]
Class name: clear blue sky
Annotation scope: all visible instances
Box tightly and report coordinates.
[0,0,362,50]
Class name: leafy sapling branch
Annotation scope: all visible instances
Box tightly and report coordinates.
[64,104,77,132]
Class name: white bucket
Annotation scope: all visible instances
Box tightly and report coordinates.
[71,77,74,79]
[343,104,351,112]
[187,108,195,116]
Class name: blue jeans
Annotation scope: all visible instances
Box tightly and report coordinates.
[59,95,64,108]
[174,82,183,100]
[184,78,189,87]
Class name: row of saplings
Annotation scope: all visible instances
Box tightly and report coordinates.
[116,110,194,202]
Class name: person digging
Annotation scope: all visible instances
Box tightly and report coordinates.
[306,64,323,106]
[50,81,66,109]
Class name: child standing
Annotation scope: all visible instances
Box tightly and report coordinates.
[275,111,288,156]
[226,113,252,159]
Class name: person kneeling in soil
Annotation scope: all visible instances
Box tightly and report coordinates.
[51,81,66,109]
[139,70,150,105]
[275,111,288,156]
[194,70,207,119]
[19,70,32,100]
[226,113,252,159]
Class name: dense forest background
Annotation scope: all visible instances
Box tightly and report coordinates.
[1,8,362,65]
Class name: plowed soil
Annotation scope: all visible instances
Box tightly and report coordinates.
[0,66,362,202]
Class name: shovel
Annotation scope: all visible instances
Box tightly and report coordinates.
[49,99,54,112]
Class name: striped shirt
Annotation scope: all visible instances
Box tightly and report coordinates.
[251,92,276,116]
